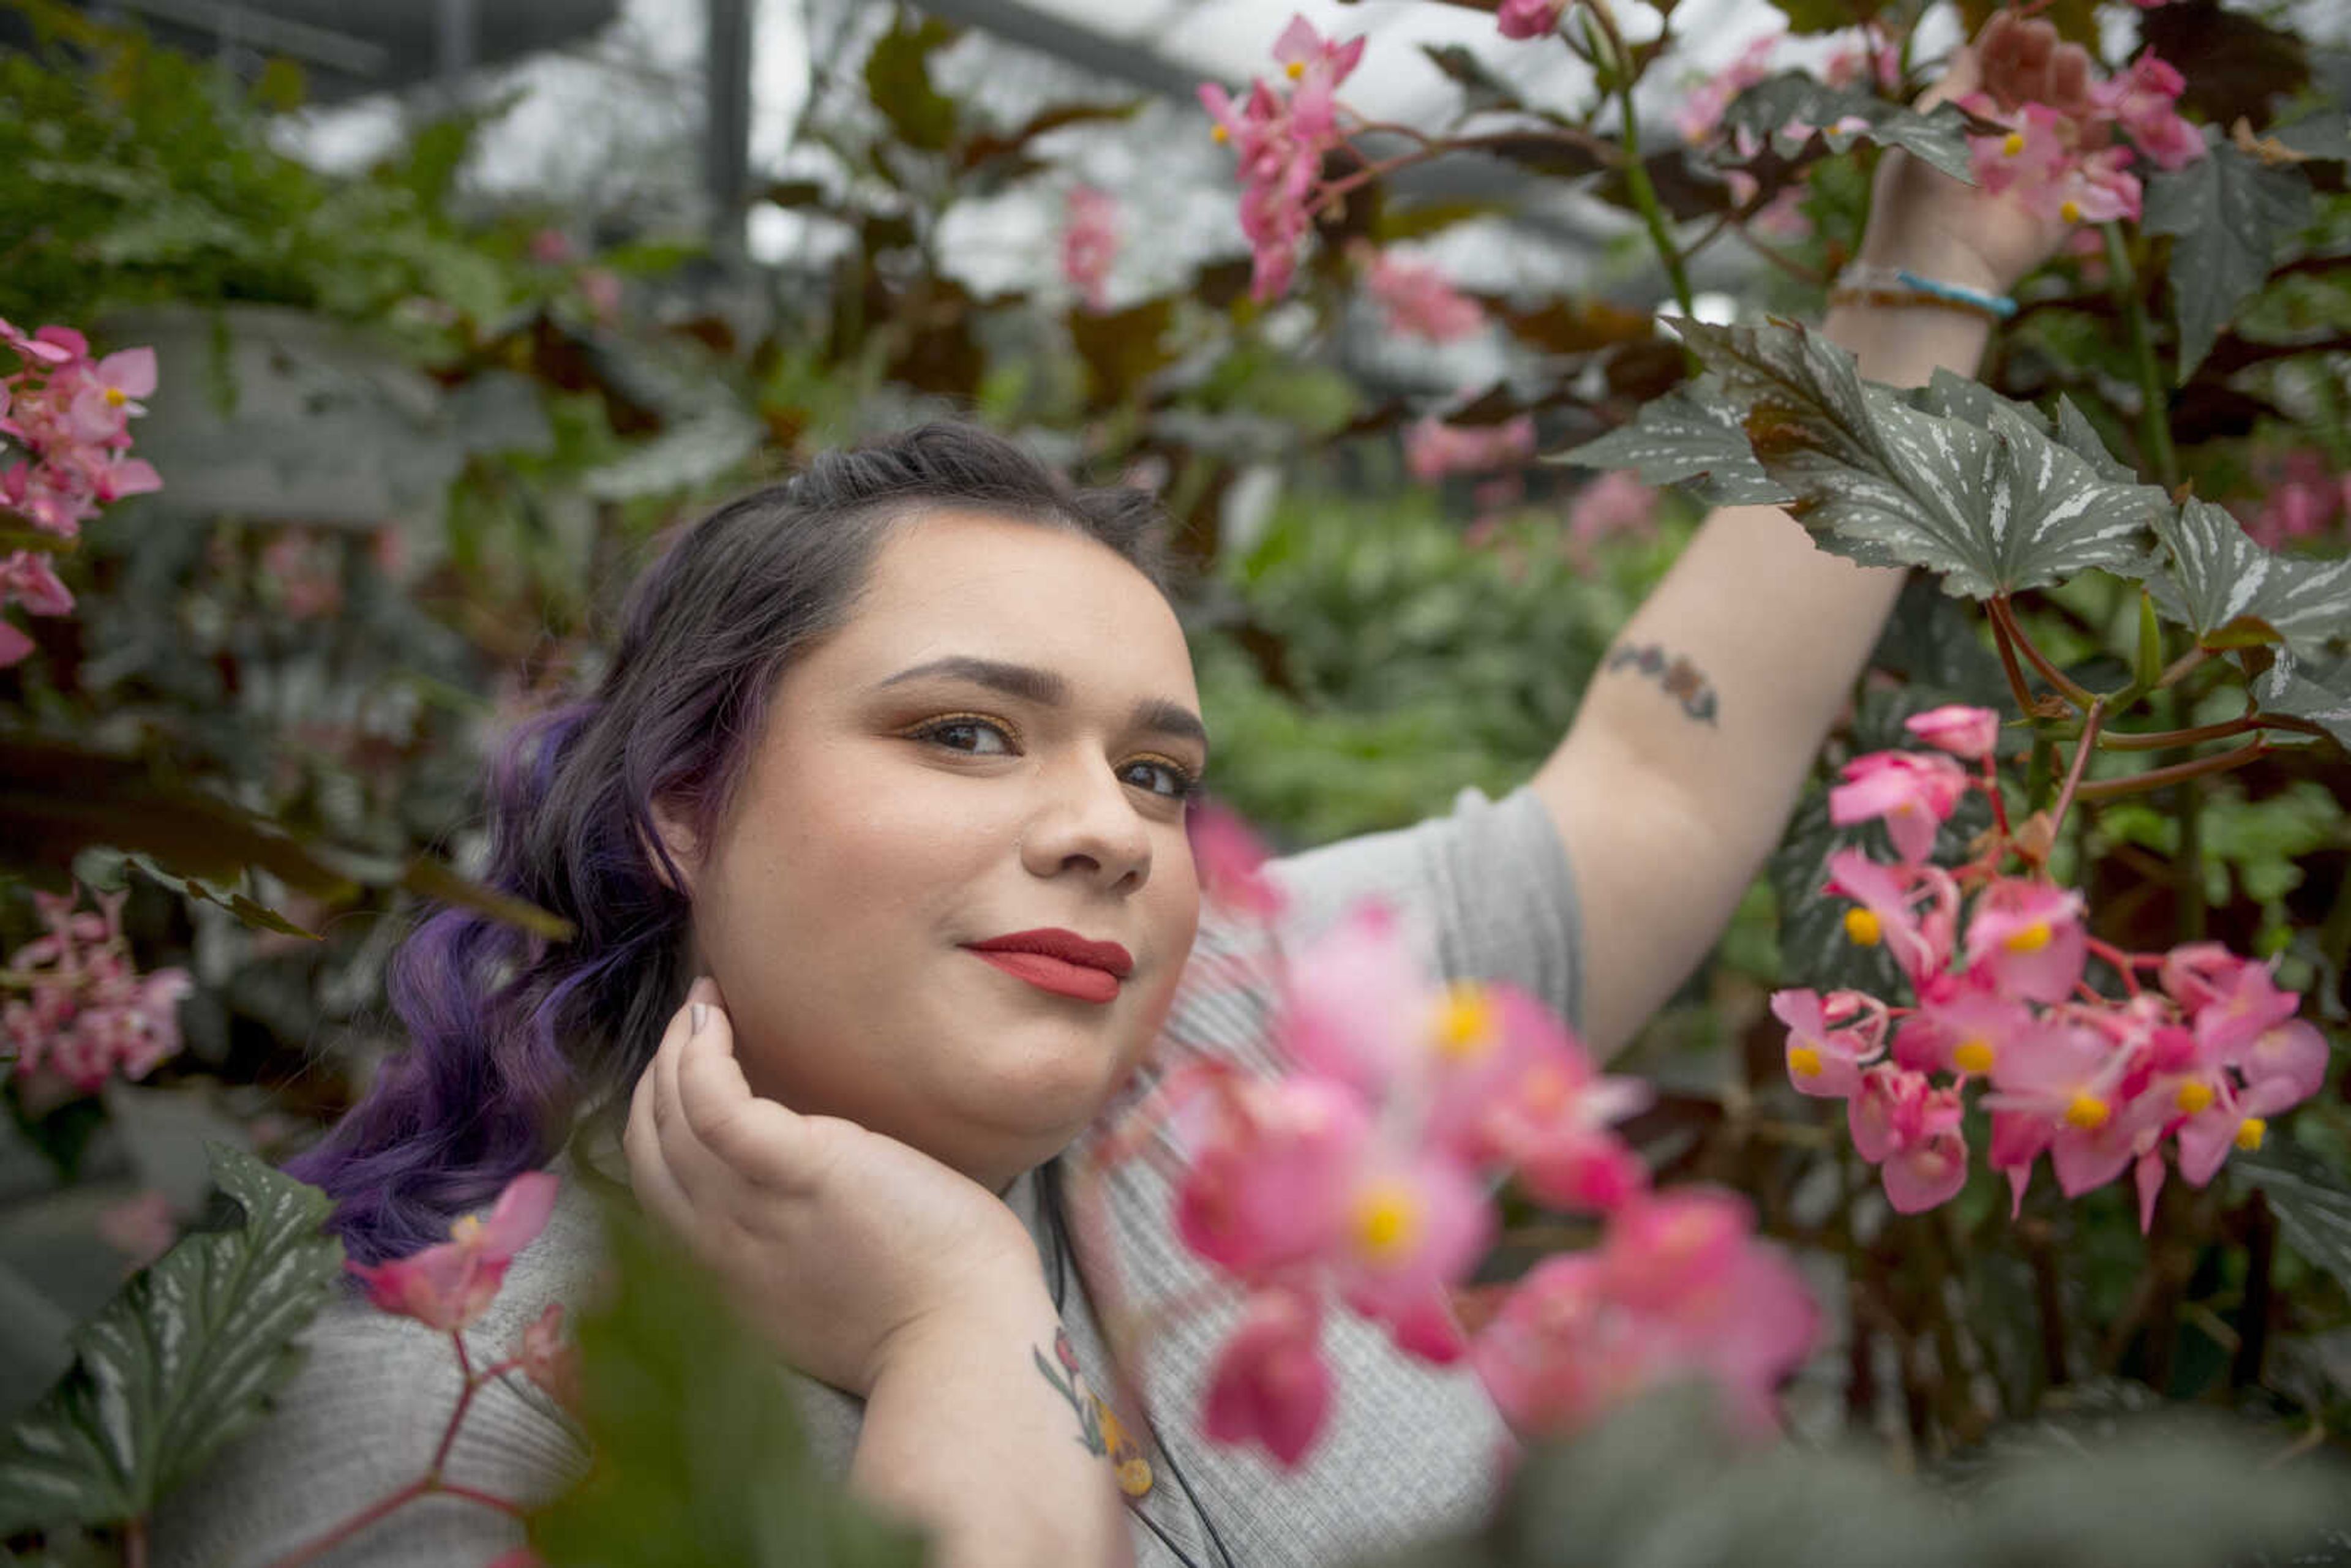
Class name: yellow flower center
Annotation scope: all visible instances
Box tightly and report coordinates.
[2004,920,2052,955]
[1843,907,1883,947]
[1211,123,1228,143]
[451,1213,486,1245]
[1952,1038,1996,1075]
[1788,1045,1824,1078]
[1285,60,1305,80]
[105,386,128,407]
[2059,199,2082,223]
[2235,1117,2267,1152]
[2064,1092,2109,1130]
[1433,985,1498,1061]
[2002,131,2026,157]
[1351,1183,1422,1264]
[2174,1081,2215,1115]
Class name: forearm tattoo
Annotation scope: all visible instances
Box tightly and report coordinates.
[1032,1329,1155,1497]
[1603,640,1720,725]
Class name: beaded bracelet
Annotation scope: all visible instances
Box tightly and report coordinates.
[1828,264,2018,321]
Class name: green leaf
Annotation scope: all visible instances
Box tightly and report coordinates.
[1419,44,1525,116]
[1719,73,1977,184]
[1548,381,1791,506]
[2148,500,2351,654]
[2142,133,2314,380]
[862,15,961,154]
[0,1147,343,1532]
[531,1203,925,1568]
[2272,110,2351,162]
[2254,648,2351,749]
[1675,318,2169,598]
[2232,1138,2351,1300]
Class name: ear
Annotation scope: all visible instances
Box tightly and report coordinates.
[645,800,701,896]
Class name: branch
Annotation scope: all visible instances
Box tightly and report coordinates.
[2046,697,2106,841]
[2074,738,2268,801]
[1990,597,2098,709]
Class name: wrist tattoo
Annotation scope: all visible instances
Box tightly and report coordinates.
[1603,640,1720,725]
[1032,1329,1155,1497]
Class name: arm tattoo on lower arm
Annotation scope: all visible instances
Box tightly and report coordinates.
[1603,640,1720,725]
[1032,1329,1154,1496]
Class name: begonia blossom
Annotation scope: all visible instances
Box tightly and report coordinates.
[1963,878,2088,1005]
[4,887,192,1092]
[1061,185,1120,312]
[1903,704,2000,762]
[348,1171,560,1332]
[1403,415,1535,484]
[1357,247,1485,343]
[1829,749,1970,865]
[1496,0,1569,41]
[1203,1288,1332,1468]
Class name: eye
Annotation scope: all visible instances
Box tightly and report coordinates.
[1119,756,1201,800]
[914,716,1017,756]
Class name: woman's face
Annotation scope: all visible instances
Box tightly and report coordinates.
[673,510,1205,1190]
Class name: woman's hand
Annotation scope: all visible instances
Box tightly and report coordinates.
[623,977,1048,1398]
[1853,12,2098,296]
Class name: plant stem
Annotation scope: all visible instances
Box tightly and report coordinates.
[2074,738,2267,801]
[1990,597,2097,709]
[260,1477,430,1568]
[2155,645,2211,691]
[2045,699,2106,842]
[2102,222,2180,489]
[1583,6,1694,318]
[2232,1191,2276,1389]
[125,1516,149,1568]
[1987,602,2041,719]
[2096,713,2259,751]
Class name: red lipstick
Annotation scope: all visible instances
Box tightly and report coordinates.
[964,929,1134,1005]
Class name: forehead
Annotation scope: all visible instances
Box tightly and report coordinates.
[830,509,1194,695]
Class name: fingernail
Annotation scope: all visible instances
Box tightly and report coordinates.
[689,1002,708,1035]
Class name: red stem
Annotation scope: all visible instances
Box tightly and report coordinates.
[429,1332,479,1477]
[2097,713,2259,751]
[1992,597,2097,709]
[124,1516,149,1568]
[1979,754,2011,841]
[438,1482,528,1517]
[2085,936,2145,997]
[1986,602,2042,718]
[2045,699,2106,843]
[259,1477,431,1568]
[2075,738,2268,801]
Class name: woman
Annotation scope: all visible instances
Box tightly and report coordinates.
[160,19,2087,1567]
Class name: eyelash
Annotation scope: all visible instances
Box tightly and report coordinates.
[902,713,1203,801]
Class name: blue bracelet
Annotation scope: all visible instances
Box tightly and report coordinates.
[1894,268,2017,318]
[1831,263,2017,320]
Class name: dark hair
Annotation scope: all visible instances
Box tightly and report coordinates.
[291,423,1174,1262]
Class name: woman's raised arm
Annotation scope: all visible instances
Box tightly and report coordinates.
[1532,18,2088,1056]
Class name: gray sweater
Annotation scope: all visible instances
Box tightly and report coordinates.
[158,787,1584,1567]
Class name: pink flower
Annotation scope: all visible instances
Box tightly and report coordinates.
[1357,247,1485,343]
[1403,415,1535,484]
[516,1302,583,1414]
[96,1190,180,1270]
[1983,1017,2134,1202]
[1060,185,1120,312]
[1821,848,1958,984]
[1966,99,2143,225]
[1202,1287,1332,1468]
[1188,798,1286,920]
[2091,51,2204,171]
[1199,16,1367,302]
[1564,471,1658,560]
[1771,987,1884,1098]
[1891,979,2031,1080]
[1823,29,1902,94]
[1828,750,1970,865]
[347,1171,560,1332]
[1902,704,2000,762]
[1332,1155,1493,1360]
[2,552,73,616]
[1176,1075,1371,1280]
[1496,0,1568,41]
[3,887,191,1092]
[1676,36,1777,146]
[67,347,157,441]
[576,268,623,323]
[1848,1066,1970,1212]
[2241,452,2344,549]
[1963,877,2087,1005]
[528,227,575,265]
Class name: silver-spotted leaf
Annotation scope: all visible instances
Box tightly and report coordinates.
[2254,648,2351,748]
[2142,133,2315,380]
[2233,1140,2351,1300]
[2150,500,2351,654]
[1720,72,1977,184]
[1674,320,2167,598]
[1549,382,1791,505]
[0,1147,344,1532]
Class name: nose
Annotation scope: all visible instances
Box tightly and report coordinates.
[1020,752,1152,895]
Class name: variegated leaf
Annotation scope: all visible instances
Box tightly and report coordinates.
[1673,320,2168,599]
[2254,648,2351,748]
[2150,500,2351,653]
[1549,381,1792,506]
[1720,72,1977,184]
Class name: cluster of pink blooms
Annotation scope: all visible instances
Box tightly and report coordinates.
[1060,185,1121,313]
[1198,17,1365,302]
[1404,415,1536,486]
[1353,244,1487,343]
[0,319,160,666]
[1496,0,1569,41]
[2,886,192,1093]
[1562,469,1660,563]
[2239,450,2350,551]
[1168,808,1817,1468]
[1964,49,2203,227]
[1774,705,2330,1228]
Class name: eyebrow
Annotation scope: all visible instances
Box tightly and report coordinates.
[877,655,1209,749]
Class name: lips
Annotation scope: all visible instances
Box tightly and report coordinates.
[964,928,1134,1005]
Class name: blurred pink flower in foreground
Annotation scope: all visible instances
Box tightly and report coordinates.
[2240,451,2348,550]
[1676,35,1777,146]
[1189,798,1287,920]
[3,887,192,1093]
[1061,185,1121,312]
[349,1171,560,1332]
[1829,749,1970,865]
[1496,0,1567,39]
[1903,703,2000,762]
